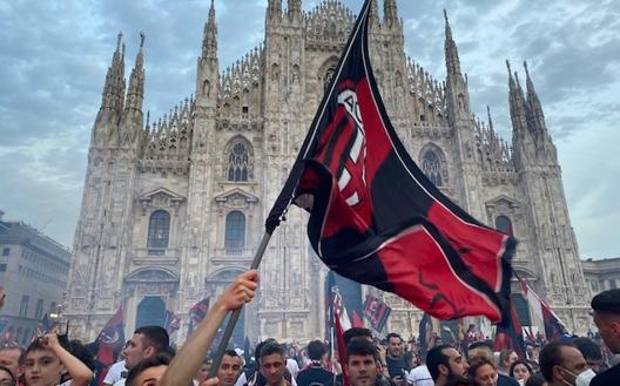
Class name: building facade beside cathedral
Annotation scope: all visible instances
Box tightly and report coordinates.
[65,0,592,344]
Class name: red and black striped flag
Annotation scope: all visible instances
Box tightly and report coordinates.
[266,0,516,324]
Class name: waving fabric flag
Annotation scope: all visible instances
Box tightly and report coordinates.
[518,277,567,340]
[265,0,516,323]
[164,310,181,335]
[91,307,125,385]
[188,297,210,334]
[493,303,526,358]
[31,314,53,341]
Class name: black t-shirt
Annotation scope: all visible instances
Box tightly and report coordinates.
[385,356,407,379]
[296,366,335,386]
[591,364,620,386]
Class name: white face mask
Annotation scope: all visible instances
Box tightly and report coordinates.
[575,368,597,386]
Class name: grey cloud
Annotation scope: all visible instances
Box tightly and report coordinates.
[0,0,618,258]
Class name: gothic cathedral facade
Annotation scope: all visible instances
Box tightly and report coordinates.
[65,0,591,343]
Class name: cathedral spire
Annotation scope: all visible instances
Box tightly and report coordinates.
[120,33,146,147]
[369,0,379,26]
[93,32,126,146]
[202,0,218,60]
[443,10,470,127]
[127,33,145,107]
[267,0,283,24]
[444,10,461,77]
[384,0,399,26]
[523,61,547,132]
[486,105,494,133]
[288,0,302,20]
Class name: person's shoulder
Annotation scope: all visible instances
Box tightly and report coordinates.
[591,365,620,386]
[497,373,519,386]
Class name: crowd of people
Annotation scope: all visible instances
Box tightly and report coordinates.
[0,271,619,386]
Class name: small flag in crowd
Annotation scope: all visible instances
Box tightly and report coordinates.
[188,297,210,334]
[265,0,516,324]
[90,307,125,386]
[331,284,351,386]
[164,310,181,335]
[31,314,54,342]
[362,295,391,332]
[518,277,568,341]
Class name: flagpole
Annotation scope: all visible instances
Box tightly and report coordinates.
[208,231,272,378]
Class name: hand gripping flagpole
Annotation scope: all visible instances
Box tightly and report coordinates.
[207,231,272,378]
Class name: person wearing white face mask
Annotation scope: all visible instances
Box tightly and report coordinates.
[539,342,595,386]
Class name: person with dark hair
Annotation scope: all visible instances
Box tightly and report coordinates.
[509,360,532,385]
[590,288,620,386]
[385,333,406,385]
[426,344,469,386]
[523,373,545,386]
[538,342,591,386]
[159,270,259,386]
[0,343,25,380]
[0,365,16,386]
[570,337,603,374]
[125,353,171,386]
[465,342,519,386]
[115,327,170,386]
[258,342,287,386]
[345,339,377,386]
[218,350,243,386]
[343,329,372,346]
[23,333,93,386]
[296,340,333,386]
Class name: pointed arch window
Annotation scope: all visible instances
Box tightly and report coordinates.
[147,210,170,250]
[225,211,245,254]
[422,150,443,186]
[227,142,251,182]
[495,215,514,236]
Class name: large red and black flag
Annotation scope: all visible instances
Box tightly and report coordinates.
[265,0,516,323]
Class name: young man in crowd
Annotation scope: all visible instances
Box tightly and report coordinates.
[385,333,406,385]
[114,327,170,386]
[466,342,519,386]
[158,270,258,386]
[571,337,603,374]
[125,354,171,386]
[538,342,592,386]
[426,344,469,386]
[218,350,243,386]
[498,350,518,376]
[258,343,288,386]
[345,339,378,386]
[590,288,620,385]
[296,340,334,386]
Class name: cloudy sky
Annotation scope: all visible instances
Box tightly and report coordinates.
[0,0,618,259]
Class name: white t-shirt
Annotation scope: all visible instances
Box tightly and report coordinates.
[406,365,433,386]
[287,358,300,380]
[112,379,126,386]
[234,372,247,386]
[105,360,128,385]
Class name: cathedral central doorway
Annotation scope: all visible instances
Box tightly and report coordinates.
[136,296,166,329]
